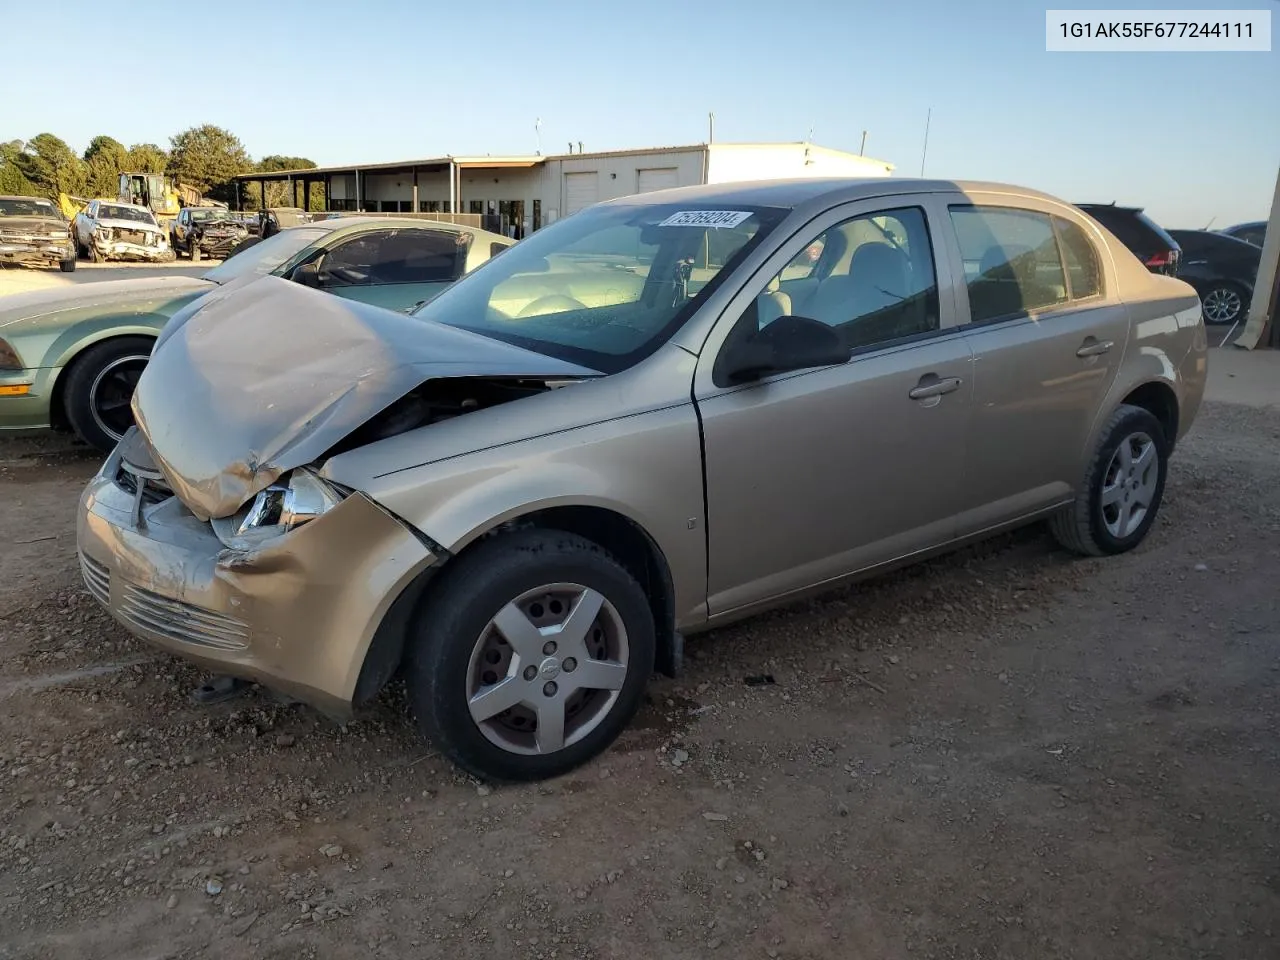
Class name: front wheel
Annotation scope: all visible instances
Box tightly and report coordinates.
[62,337,154,453]
[1050,403,1169,557]
[59,256,76,273]
[407,529,655,782]
[190,243,201,263]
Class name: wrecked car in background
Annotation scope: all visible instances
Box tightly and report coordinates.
[77,178,1207,783]
[169,206,250,262]
[0,217,515,451]
[0,196,77,273]
[73,200,172,263]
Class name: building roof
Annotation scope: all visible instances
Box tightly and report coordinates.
[233,142,893,183]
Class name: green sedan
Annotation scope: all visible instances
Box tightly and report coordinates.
[0,217,514,452]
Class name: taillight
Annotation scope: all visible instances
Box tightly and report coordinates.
[1144,251,1172,268]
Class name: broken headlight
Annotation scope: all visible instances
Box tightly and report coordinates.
[211,468,347,549]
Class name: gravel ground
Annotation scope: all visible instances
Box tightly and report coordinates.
[0,380,1277,958]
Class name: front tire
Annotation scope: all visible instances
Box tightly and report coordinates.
[407,529,655,782]
[63,337,154,454]
[1050,403,1169,557]
[59,256,76,273]
[190,243,201,263]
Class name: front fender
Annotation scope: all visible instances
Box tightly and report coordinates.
[340,404,710,627]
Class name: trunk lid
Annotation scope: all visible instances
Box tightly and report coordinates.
[132,276,598,520]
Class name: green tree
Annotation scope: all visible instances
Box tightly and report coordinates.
[167,125,251,201]
[256,155,321,210]
[127,143,169,174]
[15,133,87,200]
[0,140,39,196]
[83,135,129,197]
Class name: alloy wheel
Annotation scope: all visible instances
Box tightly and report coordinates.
[89,355,148,442]
[465,583,629,756]
[1202,285,1243,324]
[1100,431,1158,539]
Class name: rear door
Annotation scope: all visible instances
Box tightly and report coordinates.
[311,228,471,311]
[939,195,1130,531]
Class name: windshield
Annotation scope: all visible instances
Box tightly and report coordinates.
[412,202,785,372]
[99,205,156,225]
[0,198,60,218]
[191,208,233,222]
[201,226,327,283]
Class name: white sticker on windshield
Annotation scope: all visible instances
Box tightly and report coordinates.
[658,210,753,229]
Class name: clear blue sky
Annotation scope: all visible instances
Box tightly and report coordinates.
[6,0,1278,227]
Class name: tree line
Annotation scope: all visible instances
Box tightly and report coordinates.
[0,125,318,210]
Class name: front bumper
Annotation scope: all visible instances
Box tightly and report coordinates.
[0,238,73,265]
[76,448,437,714]
[91,238,171,262]
[195,233,247,257]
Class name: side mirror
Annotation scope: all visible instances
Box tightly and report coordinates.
[721,315,849,383]
[293,261,323,288]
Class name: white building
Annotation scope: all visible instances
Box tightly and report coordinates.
[234,141,894,237]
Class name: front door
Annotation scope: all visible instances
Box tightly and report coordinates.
[309,228,468,312]
[694,201,974,617]
[941,199,1131,530]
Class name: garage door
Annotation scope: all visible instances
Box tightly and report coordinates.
[637,167,679,194]
[564,172,599,215]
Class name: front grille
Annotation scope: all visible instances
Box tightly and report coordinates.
[80,555,110,604]
[114,463,171,506]
[115,229,151,245]
[118,584,249,651]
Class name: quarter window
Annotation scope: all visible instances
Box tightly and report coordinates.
[745,206,940,351]
[949,206,1069,323]
[1054,216,1102,300]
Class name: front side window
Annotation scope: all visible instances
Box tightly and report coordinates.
[746,206,940,351]
[413,202,786,373]
[201,226,328,283]
[950,206,1068,323]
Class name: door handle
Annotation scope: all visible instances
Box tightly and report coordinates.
[1076,338,1114,358]
[909,375,963,400]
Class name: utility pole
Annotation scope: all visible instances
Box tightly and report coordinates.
[919,108,932,177]
[859,130,867,155]
[1235,164,1280,350]
[708,112,715,144]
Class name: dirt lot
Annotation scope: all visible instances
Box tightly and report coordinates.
[1,353,1278,960]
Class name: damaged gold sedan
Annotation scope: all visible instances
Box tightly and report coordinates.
[77,179,1207,781]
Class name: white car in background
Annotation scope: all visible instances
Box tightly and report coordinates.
[73,200,172,263]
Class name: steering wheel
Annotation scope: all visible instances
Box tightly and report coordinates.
[516,295,586,318]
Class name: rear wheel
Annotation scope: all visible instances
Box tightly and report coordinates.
[63,337,154,453]
[1050,403,1169,557]
[407,529,655,782]
[1200,281,1248,325]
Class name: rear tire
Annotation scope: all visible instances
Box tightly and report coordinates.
[63,337,154,454]
[1050,403,1169,557]
[406,529,655,783]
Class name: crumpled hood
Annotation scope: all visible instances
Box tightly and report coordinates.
[96,217,164,235]
[131,275,598,521]
[0,216,68,236]
[0,276,214,332]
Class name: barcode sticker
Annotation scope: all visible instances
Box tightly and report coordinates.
[658,210,753,229]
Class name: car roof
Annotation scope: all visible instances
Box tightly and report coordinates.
[288,216,512,244]
[602,177,1077,211]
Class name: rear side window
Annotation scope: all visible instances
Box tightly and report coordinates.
[949,206,1068,323]
[1054,217,1102,300]
[326,229,471,285]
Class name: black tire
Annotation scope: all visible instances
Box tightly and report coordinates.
[59,256,76,273]
[88,244,101,263]
[1050,403,1169,557]
[224,236,261,260]
[62,337,154,454]
[407,529,656,782]
[1199,281,1249,326]
[190,243,201,263]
